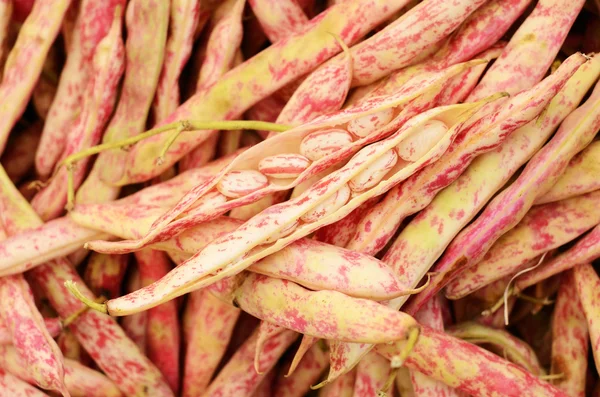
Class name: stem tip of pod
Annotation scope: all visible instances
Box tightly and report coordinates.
[64,281,108,314]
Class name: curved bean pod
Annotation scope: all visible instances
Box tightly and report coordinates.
[446,190,600,299]
[535,140,600,204]
[551,270,588,396]
[234,273,419,344]
[376,327,568,397]
[34,0,124,177]
[0,0,72,156]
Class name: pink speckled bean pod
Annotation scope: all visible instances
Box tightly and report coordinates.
[75,0,170,205]
[248,0,308,43]
[0,216,110,278]
[376,327,568,397]
[120,267,147,353]
[1,121,42,184]
[0,0,72,156]
[406,68,600,315]
[34,0,123,177]
[320,368,357,396]
[0,345,123,397]
[152,0,201,123]
[181,0,246,169]
[273,342,329,397]
[182,289,240,397]
[0,273,67,395]
[235,273,419,343]
[446,190,600,299]
[550,270,588,396]
[102,0,435,185]
[515,224,600,296]
[86,61,479,256]
[31,8,125,221]
[0,0,12,76]
[410,296,464,397]
[467,0,584,100]
[195,0,245,92]
[201,327,297,397]
[0,368,49,397]
[84,253,129,299]
[135,249,180,394]
[572,263,600,376]
[535,140,600,204]
[0,317,61,346]
[446,322,544,375]
[0,167,173,396]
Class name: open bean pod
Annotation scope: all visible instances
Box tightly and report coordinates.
[82,59,486,255]
[83,92,496,316]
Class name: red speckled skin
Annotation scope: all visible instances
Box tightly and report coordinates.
[182,289,240,397]
[350,52,586,256]
[235,273,418,343]
[31,11,125,221]
[0,318,62,345]
[551,271,588,396]
[1,121,42,184]
[410,296,463,396]
[468,0,584,100]
[0,216,109,277]
[201,327,297,397]
[103,0,421,185]
[84,253,129,300]
[0,0,72,156]
[0,226,66,395]
[0,167,173,396]
[0,368,49,397]
[152,0,201,123]
[77,0,170,205]
[273,343,329,397]
[0,345,123,397]
[320,367,357,397]
[135,249,181,394]
[249,0,308,42]
[255,322,289,372]
[573,264,600,376]
[376,327,569,397]
[517,223,600,292]
[446,191,600,299]
[34,0,124,178]
[536,141,600,204]
[0,275,66,395]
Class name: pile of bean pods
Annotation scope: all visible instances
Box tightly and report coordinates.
[0,0,599,396]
